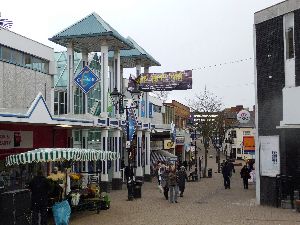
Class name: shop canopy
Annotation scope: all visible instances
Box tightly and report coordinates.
[5,148,119,167]
[150,150,177,166]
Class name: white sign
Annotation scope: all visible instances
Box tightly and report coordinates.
[260,136,280,177]
[126,141,131,148]
[237,110,250,123]
[0,130,33,149]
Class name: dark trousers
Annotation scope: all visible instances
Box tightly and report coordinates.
[163,186,169,200]
[32,206,47,225]
[243,177,248,189]
[223,176,230,189]
[179,185,185,196]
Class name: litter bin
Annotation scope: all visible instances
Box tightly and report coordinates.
[208,168,212,178]
[134,181,143,198]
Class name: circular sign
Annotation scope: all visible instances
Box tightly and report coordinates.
[237,110,250,123]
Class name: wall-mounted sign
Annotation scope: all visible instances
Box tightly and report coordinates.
[237,110,251,124]
[176,136,185,145]
[260,136,280,177]
[0,131,33,149]
[243,136,255,154]
[136,70,192,92]
[164,140,175,149]
[74,66,99,94]
[141,99,145,117]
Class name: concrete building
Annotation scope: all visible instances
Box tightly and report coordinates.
[254,0,300,206]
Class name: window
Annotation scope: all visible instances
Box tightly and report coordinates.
[2,46,11,61]
[243,131,251,136]
[231,130,237,138]
[54,90,67,115]
[286,27,294,59]
[237,148,241,154]
[24,55,32,68]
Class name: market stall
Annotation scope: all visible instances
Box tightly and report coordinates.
[4,148,118,215]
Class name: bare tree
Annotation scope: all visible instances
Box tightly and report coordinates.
[187,88,223,178]
[153,91,169,103]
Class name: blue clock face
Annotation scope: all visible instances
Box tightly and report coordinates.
[74,66,99,94]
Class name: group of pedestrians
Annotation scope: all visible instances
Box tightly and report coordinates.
[156,163,188,203]
[221,159,254,190]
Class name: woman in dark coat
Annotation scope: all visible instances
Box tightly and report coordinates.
[177,166,188,197]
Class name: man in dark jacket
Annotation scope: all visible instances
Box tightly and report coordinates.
[222,162,231,189]
[177,166,188,197]
[29,170,50,225]
[240,165,251,189]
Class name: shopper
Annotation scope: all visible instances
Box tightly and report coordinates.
[177,166,188,197]
[161,166,169,200]
[168,166,178,203]
[240,165,251,189]
[29,170,50,225]
[222,161,231,189]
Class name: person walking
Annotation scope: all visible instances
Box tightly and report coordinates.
[222,161,231,189]
[240,165,251,189]
[227,160,235,177]
[177,166,188,197]
[161,167,169,200]
[29,170,50,225]
[168,167,178,203]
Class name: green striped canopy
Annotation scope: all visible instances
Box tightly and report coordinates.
[5,148,120,167]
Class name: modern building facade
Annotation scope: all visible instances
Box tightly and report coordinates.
[255,0,300,206]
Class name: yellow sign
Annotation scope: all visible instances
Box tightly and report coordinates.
[164,140,175,149]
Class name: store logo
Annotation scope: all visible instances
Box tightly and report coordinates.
[0,14,13,29]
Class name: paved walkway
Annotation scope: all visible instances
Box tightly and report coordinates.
[67,147,300,225]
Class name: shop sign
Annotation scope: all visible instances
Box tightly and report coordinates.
[0,130,33,149]
[176,136,185,145]
[136,70,192,92]
[164,140,175,149]
[74,66,99,94]
[260,136,280,177]
[237,110,251,124]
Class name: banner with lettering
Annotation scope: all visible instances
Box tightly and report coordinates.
[0,130,33,149]
[136,70,192,92]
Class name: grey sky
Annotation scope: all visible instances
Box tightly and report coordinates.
[1,0,283,109]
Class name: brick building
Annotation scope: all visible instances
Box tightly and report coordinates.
[255,0,300,206]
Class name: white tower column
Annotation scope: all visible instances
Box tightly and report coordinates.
[136,61,142,118]
[101,128,109,182]
[67,43,74,114]
[113,129,121,178]
[144,130,151,175]
[136,129,143,178]
[101,44,109,115]
[82,51,89,114]
[144,66,150,118]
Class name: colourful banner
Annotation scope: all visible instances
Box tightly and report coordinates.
[136,70,192,92]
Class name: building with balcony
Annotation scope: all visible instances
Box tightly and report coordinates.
[255,0,300,206]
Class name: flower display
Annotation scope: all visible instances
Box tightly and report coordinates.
[69,173,82,181]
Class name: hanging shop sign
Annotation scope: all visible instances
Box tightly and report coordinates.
[74,66,99,94]
[136,70,192,92]
[260,136,280,177]
[0,130,33,149]
[237,110,251,124]
[243,136,255,155]
[164,140,175,150]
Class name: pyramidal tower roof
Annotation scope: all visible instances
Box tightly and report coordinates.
[49,12,133,52]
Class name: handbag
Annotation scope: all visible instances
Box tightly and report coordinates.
[52,200,71,225]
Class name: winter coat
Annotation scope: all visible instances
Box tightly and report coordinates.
[29,175,50,208]
[168,172,177,186]
[240,167,250,179]
[222,163,231,178]
[161,171,169,188]
[177,170,188,188]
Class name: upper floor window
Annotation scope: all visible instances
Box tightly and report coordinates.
[54,90,67,115]
[243,131,251,136]
[231,130,237,138]
[286,27,294,59]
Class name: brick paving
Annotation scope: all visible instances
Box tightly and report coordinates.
[67,147,300,225]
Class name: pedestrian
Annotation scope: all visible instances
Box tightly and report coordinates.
[168,166,178,203]
[161,166,169,200]
[240,165,251,189]
[188,160,192,171]
[29,169,50,225]
[183,160,188,170]
[222,161,231,189]
[177,166,188,197]
[227,160,235,177]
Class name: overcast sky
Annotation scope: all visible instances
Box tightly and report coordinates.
[1,0,283,109]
